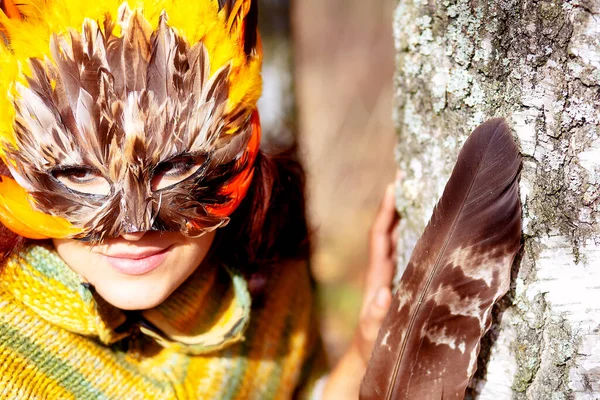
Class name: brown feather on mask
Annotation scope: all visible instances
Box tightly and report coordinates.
[360,119,522,400]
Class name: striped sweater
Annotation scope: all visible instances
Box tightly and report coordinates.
[0,245,324,399]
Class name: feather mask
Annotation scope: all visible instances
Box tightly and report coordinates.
[0,0,262,241]
[360,119,522,399]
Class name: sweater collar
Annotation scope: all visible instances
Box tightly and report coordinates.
[1,244,251,354]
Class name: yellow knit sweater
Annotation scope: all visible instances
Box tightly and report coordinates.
[0,245,324,399]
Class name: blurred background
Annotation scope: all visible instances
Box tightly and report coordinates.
[257,0,397,363]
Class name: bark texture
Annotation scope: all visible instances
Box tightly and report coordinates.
[392,0,600,398]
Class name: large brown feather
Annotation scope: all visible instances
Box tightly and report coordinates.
[360,119,522,400]
[121,8,152,93]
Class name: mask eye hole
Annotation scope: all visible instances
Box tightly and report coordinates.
[52,166,111,196]
[151,154,206,191]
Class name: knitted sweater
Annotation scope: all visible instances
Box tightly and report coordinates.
[0,245,324,399]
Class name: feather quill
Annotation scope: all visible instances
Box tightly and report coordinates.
[360,118,522,400]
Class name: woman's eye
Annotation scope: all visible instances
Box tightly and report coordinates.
[52,167,111,196]
[151,156,204,191]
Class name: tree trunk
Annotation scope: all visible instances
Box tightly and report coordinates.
[393,0,600,398]
[257,0,296,151]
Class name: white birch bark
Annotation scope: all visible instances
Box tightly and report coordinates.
[392,0,600,398]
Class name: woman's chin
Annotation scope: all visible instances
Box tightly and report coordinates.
[92,279,173,310]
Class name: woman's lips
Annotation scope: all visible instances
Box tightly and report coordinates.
[102,246,171,276]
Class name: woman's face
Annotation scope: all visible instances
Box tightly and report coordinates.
[53,231,216,310]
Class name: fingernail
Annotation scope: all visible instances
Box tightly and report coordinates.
[395,170,403,181]
[386,183,394,197]
[375,288,389,308]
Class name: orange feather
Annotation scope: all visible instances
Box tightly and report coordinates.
[0,176,83,239]
[0,0,23,20]
[205,111,260,218]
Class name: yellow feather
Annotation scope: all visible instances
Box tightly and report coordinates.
[0,0,262,149]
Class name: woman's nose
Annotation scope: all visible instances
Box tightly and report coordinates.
[120,231,146,241]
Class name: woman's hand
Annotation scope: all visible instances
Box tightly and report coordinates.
[321,183,399,399]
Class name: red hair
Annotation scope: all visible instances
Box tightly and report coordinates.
[0,148,310,270]
[215,146,310,266]
[0,163,26,262]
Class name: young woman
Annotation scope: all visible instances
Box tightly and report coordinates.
[0,0,397,398]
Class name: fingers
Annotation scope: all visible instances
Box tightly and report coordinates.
[370,184,398,259]
[322,288,392,399]
[364,184,400,309]
[322,286,391,400]
[391,220,400,261]
[355,286,392,364]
